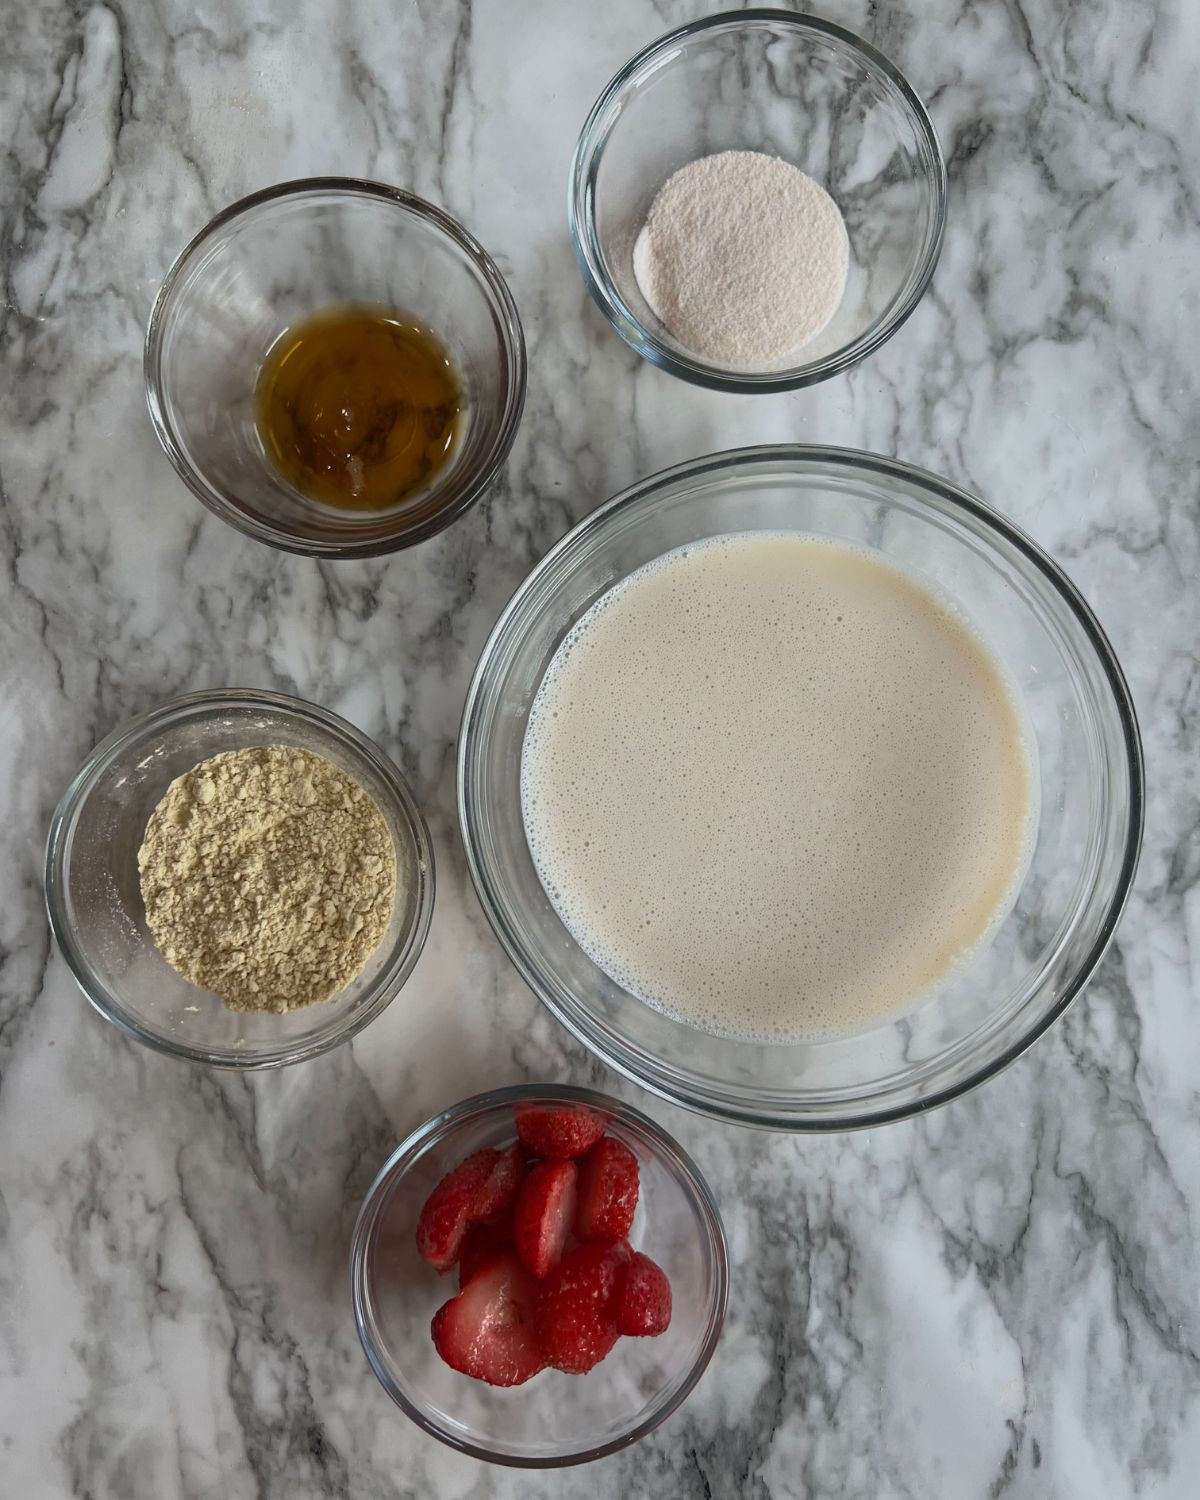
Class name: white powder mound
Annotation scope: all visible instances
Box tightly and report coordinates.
[632,150,849,366]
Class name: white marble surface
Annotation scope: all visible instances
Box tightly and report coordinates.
[1,0,1197,1495]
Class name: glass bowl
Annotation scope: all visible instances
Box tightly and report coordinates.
[145,178,526,557]
[569,10,946,391]
[458,447,1144,1130]
[45,689,434,1068]
[350,1084,727,1466]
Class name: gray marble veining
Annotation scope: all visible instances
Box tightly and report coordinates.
[1,1,1197,1495]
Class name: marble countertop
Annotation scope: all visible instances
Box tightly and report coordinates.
[2,1,1197,1495]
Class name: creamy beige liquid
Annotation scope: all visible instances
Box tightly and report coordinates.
[520,533,1035,1043]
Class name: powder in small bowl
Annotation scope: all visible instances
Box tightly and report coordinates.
[632,150,849,366]
[137,744,398,1013]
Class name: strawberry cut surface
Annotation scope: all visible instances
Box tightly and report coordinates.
[416,1149,499,1273]
[513,1103,608,1160]
[514,1159,578,1278]
[431,1251,545,1387]
[534,1241,629,1374]
[615,1251,672,1337]
[574,1135,640,1242]
[473,1142,524,1224]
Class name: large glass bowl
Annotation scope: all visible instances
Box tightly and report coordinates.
[458,448,1144,1130]
[145,178,526,557]
[350,1084,727,1466]
[45,690,434,1068]
[569,11,946,391]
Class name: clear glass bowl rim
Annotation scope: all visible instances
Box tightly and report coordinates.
[457,444,1146,1131]
[567,8,949,393]
[44,687,436,1069]
[349,1082,730,1467]
[144,176,528,558]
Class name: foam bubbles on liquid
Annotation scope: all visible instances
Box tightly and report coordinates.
[520,533,1037,1043]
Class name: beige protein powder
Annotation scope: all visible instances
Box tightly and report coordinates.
[138,745,398,1013]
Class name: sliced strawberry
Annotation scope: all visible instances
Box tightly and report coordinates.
[514,1103,608,1160]
[534,1241,627,1374]
[416,1149,499,1273]
[615,1251,672,1337]
[431,1251,545,1387]
[574,1135,640,1243]
[514,1159,578,1278]
[473,1142,524,1224]
[458,1216,516,1290]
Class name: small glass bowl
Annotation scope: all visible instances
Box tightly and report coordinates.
[44,690,434,1068]
[569,10,946,391]
[351,1084,728,1467]
[458,447,1144,1130]
[145,178,526,557]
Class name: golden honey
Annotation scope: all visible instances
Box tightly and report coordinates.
[255,305,464,511]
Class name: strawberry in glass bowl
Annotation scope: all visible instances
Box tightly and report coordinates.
[351,1086,727,1466]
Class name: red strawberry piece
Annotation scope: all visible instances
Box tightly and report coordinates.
[431,1251,545,1387]
[514,1103,608,1160]
[458,1216,516,1290]
[416,1149,499,1273]
[473,1142,524,1224]
[615,1251,672,1337]
[416,1144,530,1274]
[534,1242,626,1374]
[573,1135,640,1243]
[514,1159,578,1278]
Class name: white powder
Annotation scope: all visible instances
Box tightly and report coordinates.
[632,150,849,366]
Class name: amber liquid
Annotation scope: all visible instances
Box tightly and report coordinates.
[255,305,464,511]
